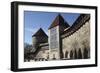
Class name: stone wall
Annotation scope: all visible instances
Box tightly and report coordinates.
[62,20,90,59]
[34,49,49,61]
[34,45,49,61]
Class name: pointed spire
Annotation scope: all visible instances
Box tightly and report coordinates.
[48,14,70,29]
[32,28,48,37]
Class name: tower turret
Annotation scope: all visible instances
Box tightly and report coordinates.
[48,14,70,60]
[32,28,48,51]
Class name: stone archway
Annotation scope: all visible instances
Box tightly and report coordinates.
[65,50,68,59]
[78,48,82,59]
[74,49,77,59]
[70,50,73,59]
[83,48,88,59]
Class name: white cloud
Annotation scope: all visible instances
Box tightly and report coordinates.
[25,28,39,34]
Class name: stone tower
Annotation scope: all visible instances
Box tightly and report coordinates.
[48,14,70,60]
[32,28,48,52]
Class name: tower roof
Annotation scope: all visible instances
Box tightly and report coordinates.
[32,28,48,37]
[48,14,70,29]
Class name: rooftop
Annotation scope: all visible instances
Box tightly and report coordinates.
[48,14,70,29]
[32,28,48,37]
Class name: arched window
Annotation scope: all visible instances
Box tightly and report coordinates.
[83,48,88,59]
[78,48,82,59]
[70,50,73,59]
[65,51,68,58]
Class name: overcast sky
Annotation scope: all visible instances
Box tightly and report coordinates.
[24,11,80,44]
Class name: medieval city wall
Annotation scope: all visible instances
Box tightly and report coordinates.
[62,20,90,59]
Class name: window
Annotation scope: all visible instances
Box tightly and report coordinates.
[50,27,59,49]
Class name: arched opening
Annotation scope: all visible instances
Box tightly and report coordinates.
[65,51,68,58]
[74,49,77,59]
[78,48,82,59]
[70,50,73,59]
[83,48,88,59]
